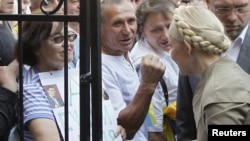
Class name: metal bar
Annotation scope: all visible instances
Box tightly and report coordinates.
[63,0,69,140]
[17,0,22,14]
[90,0,102,140]
[18,19,24,141]
[80,0,91,140]
[63,28,69,141]
[16,0,23,141]
[1,0,104,140]
[0,15,79,21]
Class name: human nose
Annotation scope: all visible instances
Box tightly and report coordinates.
[122,23,131,34]
[69,42,74,49]
[226,9,238,22]
[62,40,74,49]
[161,28,169,39]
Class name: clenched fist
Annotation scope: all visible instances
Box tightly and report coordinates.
[139,53,165,86]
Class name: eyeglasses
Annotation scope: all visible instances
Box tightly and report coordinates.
[211,2,250,16]
[49,33,77,44]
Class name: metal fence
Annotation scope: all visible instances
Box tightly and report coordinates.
[0,0,102,140]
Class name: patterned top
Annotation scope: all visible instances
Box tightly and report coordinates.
[23,66,60,140]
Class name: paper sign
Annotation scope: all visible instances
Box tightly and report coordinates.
[39,68,122,141]
[103,100,122,141]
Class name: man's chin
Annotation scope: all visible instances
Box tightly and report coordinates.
[226,30,240,40]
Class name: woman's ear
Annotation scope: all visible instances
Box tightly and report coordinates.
[184,40,192,55]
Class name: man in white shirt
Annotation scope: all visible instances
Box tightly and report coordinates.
[101,0,165,140]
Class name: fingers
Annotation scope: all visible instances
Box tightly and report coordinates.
[140,53,166,85]
[120,127,126,140]
[115,125,127,140]
[141,53,159,63]
[141,53,165,70]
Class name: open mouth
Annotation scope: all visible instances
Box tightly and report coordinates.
[121,38,132,45]
[159,40,169,46]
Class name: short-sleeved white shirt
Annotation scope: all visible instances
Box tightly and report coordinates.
[102,53,148,141]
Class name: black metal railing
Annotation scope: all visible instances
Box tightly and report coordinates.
[0,0,102,140]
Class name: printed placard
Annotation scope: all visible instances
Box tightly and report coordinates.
[39,69,122,141]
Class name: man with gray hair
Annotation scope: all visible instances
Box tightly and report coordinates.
[101,0,165,140]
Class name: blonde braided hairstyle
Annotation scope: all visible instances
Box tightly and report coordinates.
[169,5,231,55]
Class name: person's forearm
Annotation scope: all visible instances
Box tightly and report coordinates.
[29,118,61,141]
[148,132,166,141]
[118,82,157,139]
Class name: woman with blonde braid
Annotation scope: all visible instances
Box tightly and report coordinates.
[168,5,250,141]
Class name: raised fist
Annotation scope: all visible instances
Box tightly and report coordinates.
[139,53,165,85]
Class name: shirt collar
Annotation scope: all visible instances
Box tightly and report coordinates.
[233,23,249,46]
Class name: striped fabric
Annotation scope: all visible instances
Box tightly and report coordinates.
[23,67,58,141]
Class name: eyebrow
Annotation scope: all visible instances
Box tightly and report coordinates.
[236,3,249,7]
[49,31,63,36]
[215,2,248,7]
